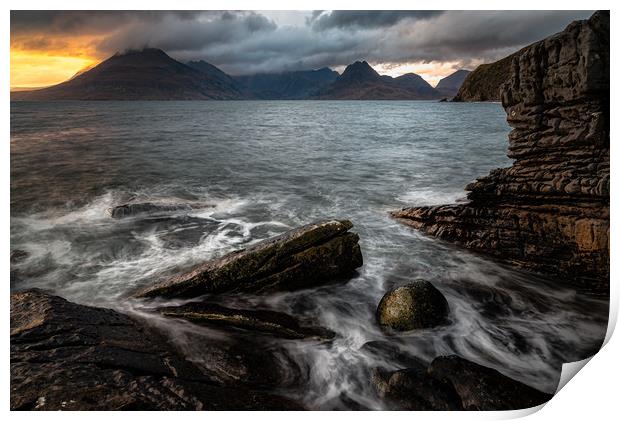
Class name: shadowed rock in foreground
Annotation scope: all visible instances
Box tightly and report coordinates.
[134,219,363,299]
[10,289,302,410]
[159,302,335,341]
[393,12,610,291]
[373,355,552,410]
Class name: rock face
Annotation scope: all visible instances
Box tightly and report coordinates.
[10,289,302,410]
[452,53,515,102]
[134,219,363,299]
[376,280,450,331]
[393,12,610,291]
[373,355,552,410]
[159,302,335,341]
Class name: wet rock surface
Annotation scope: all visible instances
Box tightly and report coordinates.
[393,12,610,291]
[373,367,462,410]
[376,280,450,331]
[360,341,427,370]
[107,202,213,219]
[372,355,552,410]
[134,219,363,298]
[10,289,303,410]
[428,355,552,410]
[159,302,335,340]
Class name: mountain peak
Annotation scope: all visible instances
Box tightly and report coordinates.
[340,60,380,82]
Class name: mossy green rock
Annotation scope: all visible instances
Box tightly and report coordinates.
[376,280,449,331]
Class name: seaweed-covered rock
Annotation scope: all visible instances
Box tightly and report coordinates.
[376,280,449,331]
[428,355,552,410]
[159,302,335,341]
[134,219,363,298]
[10,289,302,410]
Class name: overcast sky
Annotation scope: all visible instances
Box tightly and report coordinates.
[10,10,594,87]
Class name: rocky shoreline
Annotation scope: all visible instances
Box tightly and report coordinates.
[393,11,610,292]
[10,11,609,412]
[11,219,553,410]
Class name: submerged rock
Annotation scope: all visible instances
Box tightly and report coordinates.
[428,355,552,410]
[10,249,29,264]
[159,302,335,341]
[392,12,610,291]
[107,202,213,219]
[134,219,363,299]
[376,280,449,331]
[360,341,426,370]
[372,367,462,410]
[10,289,302,410]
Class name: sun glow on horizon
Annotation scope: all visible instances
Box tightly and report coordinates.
[372,61,468,87]
[10,50,99,89]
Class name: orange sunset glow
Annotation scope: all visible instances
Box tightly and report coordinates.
[10,33,103,89]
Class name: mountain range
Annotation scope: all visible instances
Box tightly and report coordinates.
[11,48,470,101]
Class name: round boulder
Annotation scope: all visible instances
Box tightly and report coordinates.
[376,280,449,331]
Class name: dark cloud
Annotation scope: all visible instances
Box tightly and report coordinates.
[11,10,596,76]
[307,10,443,31]
[10,11,205,35]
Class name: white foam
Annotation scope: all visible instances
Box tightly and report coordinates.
[396,188,468,206]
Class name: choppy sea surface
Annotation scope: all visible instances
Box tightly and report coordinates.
[10,101,608,409]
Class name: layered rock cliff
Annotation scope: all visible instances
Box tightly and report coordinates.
[393,11,609,291]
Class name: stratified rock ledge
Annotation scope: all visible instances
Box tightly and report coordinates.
[134,219,363,299]
[393,11,610,291]
[159,302,335,341]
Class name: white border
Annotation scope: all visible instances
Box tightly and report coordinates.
[3,1,617,420]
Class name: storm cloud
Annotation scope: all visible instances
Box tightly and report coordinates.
[11,10,594,75]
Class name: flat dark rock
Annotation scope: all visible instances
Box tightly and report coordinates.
[134,219,363,299]
[159,302,335,341]
[10,289,303,410]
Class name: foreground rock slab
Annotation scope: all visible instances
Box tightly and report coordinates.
[10,289,302,410]
[134,219,363,299]
[392,12,609,290]
[373,355,552,410]
[160,302,335,341]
